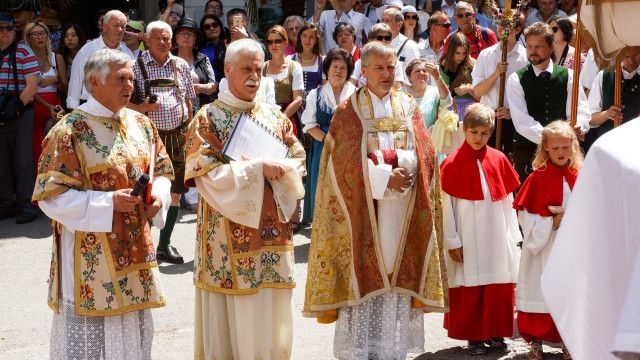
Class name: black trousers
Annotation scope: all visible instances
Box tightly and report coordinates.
[0,106,37,215]
[512,140,538,182]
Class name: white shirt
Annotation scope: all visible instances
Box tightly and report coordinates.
[587,65,640,117]
[526,8,568,27]
[391,34,420,72]
[440,0,456,18]
[66,36,134,109]
[351,58,406,87]
[301,82,356,132]
[314,10,373,54]
[264,60,304,92]
[364,3,381,24]
[39,96,171,299]
[417,38,443,63]
[506,60,591,144]
[581,49,599,90]
[472,41,528,109]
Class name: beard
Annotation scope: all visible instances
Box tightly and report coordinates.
[528,54,548,65]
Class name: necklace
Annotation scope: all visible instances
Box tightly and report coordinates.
[298,53,317,63]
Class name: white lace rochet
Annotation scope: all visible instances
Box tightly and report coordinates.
[50,298,154,360]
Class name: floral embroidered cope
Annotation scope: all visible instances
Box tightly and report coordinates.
[33,109,174,316]
[185,100,305,295]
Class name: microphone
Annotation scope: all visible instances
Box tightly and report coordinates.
[148,94,158,104]
[130,174,150,197]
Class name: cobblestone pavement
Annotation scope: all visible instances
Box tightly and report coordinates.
[0,211,563,359]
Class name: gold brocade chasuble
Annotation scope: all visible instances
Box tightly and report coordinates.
[184,100,305,295]
[32,109,174,316]
[303,88,449,320]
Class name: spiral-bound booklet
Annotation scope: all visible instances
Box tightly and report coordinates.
[221,113,288,162]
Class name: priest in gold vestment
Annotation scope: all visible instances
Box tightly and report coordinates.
[303,42,449,360]
[185,39,306,360]
[32,49,174,360]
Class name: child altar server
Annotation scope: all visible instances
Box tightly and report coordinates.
[513,120,583,360]
[440,103,522,355]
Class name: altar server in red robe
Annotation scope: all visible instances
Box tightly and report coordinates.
[513,120,583,360]
[440,103,521,355]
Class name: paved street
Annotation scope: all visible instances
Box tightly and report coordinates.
[0,210,563,359]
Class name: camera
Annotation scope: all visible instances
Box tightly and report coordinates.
[0,88,24,125]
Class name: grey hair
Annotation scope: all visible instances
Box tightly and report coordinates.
[360,41,396,67]
[103,10,127,25]
[283,15,305,28]
[368,23,392,39]
[146,20,172,38]
[84,48,132,93]
[383,8,404,23]
[225,38,264,64]
[455,1,475,12]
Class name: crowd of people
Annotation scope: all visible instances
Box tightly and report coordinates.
[1,0,639,359]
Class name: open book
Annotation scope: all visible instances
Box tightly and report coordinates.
[222,113,289,162]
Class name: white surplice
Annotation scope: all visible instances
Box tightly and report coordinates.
[40,97,172,360]
[333,89,425,360]
[541,118,640,360]
[516,180,570,313]
[442,160,521,288]
[193,91,304,360]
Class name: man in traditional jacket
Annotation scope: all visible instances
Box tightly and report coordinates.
[506,21,590,180]
[587,46,640,144]
[303,41,448,360]
[184,38,305,360]
[32,48,174,360]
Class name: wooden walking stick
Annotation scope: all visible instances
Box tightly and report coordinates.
[614,61,623,127]
[495,0,513,150]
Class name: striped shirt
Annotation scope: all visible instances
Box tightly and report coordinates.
[0,43,40,95]
[132,51,196,131]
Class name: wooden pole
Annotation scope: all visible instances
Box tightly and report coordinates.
[614,61,623,127]
[569,0,582,127]
[495,0,512,150]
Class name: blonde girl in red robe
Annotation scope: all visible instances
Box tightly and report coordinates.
[513,120,584,360]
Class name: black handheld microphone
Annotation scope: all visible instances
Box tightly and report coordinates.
[130,174,150,197]
[148,94,158,104]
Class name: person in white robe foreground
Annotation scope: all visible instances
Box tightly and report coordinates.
[184,38,306,360]
[32,48,174,360]
[541,116,640,360]
[513,120,583,360]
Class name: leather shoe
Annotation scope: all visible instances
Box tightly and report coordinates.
[156,246,184,264]
[468,341,489,356]
[16,211,38,224]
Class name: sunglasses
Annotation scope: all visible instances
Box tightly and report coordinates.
[266,38,284,46]
[435,23,452,28]
[0,25,14,32]
[456,12,474,19]
[551,26,559,33]
[404,15,418,20]
[375,35,392,41]
[203,23,220,31]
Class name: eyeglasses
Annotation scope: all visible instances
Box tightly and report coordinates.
[551,26,559,33]
[266,38,284,46]
[29,31,48,38]
[203,23,220,31]
[455,12,474,19]
[435,23,452,28]
[375,35,392,41]
[0,25,15,33]
[404,15,418,20]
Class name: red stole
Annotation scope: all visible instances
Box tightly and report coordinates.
[440,141,520,201]
[513,160,578,217]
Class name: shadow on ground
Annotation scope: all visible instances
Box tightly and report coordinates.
[159,260,194,274]
[0,215,52,240]
[415,347,564,359]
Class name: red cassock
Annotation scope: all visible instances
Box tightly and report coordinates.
[513,160,578,343]
[440,142,520,341]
